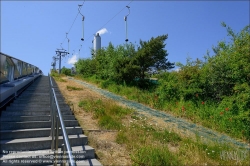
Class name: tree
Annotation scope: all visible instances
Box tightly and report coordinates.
[113,43,139,83]
[61,66,72,76]
[75,35,175,84]
[93,43,118,80]
[134,34,174,79]
[75,59,96,77]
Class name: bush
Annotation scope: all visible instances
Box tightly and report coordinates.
[61,67,72,76]
[100,79,114,89]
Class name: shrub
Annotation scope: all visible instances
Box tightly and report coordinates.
[61,67,72,76]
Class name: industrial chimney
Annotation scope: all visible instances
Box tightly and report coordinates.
[93,33,101,53]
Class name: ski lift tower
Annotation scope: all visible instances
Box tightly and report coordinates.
[55,49,68,74]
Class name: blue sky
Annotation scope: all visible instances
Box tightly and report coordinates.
[1,1,249,75]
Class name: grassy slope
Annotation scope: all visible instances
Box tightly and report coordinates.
[54,75,250,165]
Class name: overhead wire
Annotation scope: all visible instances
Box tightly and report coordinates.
[59,0,85,63]
[75,0,134,58]
[59,0,85,47]
[60,12,80,46]
[85,0,133,42]
[60,0,133,61]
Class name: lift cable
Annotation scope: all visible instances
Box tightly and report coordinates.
[86,0,133,43]
[59,1,85,47]
[60,0,133,61]
[73,0,133,57]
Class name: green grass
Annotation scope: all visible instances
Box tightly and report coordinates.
[78,98,133,129]
[99,115,122,130]
[132,146,180,166]
[116,131,128,144]
[66,85,83,91]
[77,97,250,165]
[75,75,249,142]
[54,77,67,82]
[51,71,67,82]
[152,130,182,144]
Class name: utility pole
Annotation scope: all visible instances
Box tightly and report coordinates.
[52,56,59,71]
[55,49,68,74]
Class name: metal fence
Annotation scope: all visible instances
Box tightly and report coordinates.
[0,52,42,109]
[0,52,41,84]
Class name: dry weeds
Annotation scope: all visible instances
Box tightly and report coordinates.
[54,76,250,166]
[55,77,132,166]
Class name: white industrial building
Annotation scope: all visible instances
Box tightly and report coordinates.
[92,33,101,55]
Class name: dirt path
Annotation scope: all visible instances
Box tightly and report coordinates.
[67,77,250,151]
[55,77,132,165]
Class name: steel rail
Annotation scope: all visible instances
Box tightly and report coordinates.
[49,76,76,166]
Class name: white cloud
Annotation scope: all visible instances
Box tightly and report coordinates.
[96,28,108,35]
[67,54,78,66]
[173,68,181,72]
